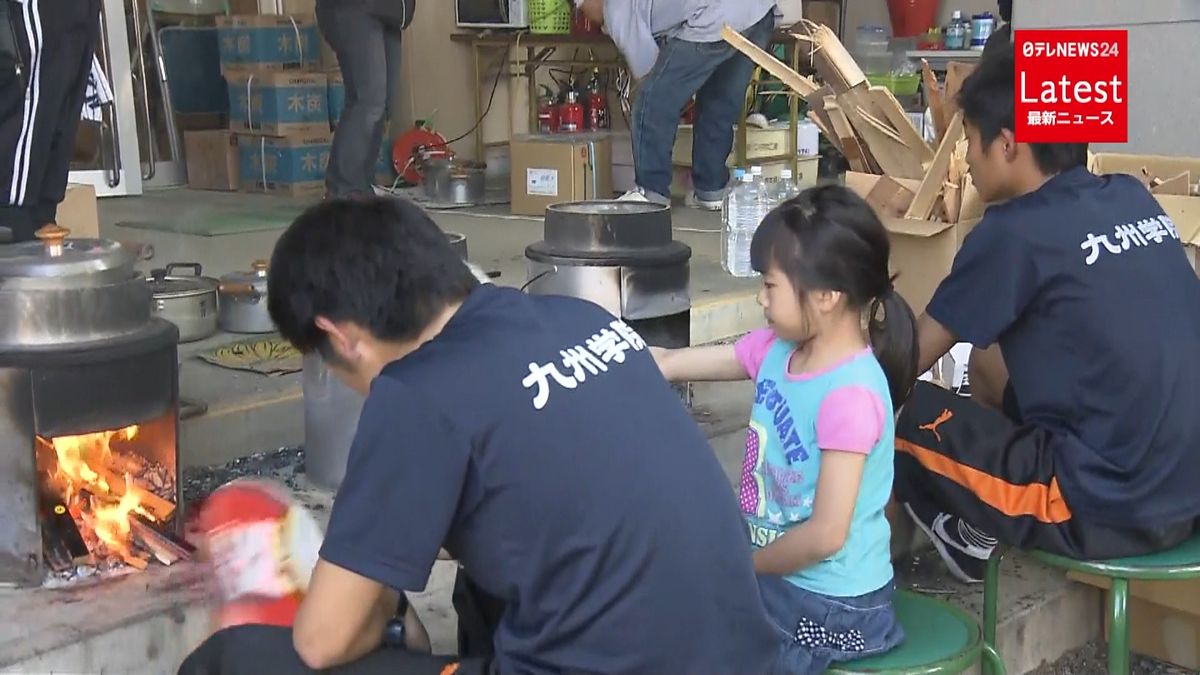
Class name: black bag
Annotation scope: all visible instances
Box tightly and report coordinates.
[365,0,416,30]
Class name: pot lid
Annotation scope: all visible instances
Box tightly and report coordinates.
[0,225,136,279]
[146,271,217,298]
[220,259,270,285]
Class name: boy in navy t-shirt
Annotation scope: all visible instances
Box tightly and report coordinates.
[895,45,1200,583]
[178,197,778,675]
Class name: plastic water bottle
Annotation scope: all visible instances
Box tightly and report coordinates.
[774,168,800,204]
[724,172,761,277]
[722,168,747,235]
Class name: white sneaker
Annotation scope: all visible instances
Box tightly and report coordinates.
[617,189,651,203]
[617,187,671,207]
[685,192,723,212]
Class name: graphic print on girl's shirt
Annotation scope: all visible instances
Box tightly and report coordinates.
[734,328,897,597]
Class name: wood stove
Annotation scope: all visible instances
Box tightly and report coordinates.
[0,225,182,587]
[524,201,692,404]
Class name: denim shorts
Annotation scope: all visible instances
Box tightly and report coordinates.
[756,575,904,675]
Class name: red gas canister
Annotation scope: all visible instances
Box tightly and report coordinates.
[586,69,609,130]
[560,91,585,133]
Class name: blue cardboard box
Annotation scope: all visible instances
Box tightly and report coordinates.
[226,71,329,136]
[216,14,320,72]
[238,132,332,198]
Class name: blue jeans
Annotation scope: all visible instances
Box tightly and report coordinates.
[631,11,775,201]
[757,575,905,675]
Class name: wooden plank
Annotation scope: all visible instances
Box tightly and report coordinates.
[867,86,932,161]
[720,25,820,97]
[959,174,986,222]
[839,89,926,179]
[906,112,963,220]
[806,111,842,153]
[865,176,920,218]
[823,97,871,173]
[939,63,976,142]
[790,21,866,93]
[921,60,944,140]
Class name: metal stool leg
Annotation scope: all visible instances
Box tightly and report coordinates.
[982,550,1005,675]
[1108,577,1130,675]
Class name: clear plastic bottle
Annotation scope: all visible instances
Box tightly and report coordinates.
[721,168,747,272]
[725,172,761,277]
[774,168,800,204]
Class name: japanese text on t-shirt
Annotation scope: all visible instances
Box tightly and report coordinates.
[1080,214,1180,265]
[521,320,646,410]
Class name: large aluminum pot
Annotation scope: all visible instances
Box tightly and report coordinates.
[146,263,220,343]
[0,224,152,347]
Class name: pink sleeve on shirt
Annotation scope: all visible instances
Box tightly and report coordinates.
[733,329,777,380]
[815,386,887,454]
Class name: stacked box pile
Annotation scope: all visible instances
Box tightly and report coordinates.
[216,14,331,197]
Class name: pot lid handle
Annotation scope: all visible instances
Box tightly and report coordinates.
[252,259,269,275]
[35,223,70,257]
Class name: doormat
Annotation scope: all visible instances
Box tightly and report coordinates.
[118,206,304,237]
[198,334,302,376]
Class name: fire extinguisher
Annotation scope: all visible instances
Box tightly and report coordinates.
[537,85,560,134]
[586,68,609,130]
[561,90,585,133]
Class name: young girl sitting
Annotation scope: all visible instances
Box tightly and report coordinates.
[652,184,918,674]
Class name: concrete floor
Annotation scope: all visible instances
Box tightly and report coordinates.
[0,187,1095,674]
[97,187,766,469]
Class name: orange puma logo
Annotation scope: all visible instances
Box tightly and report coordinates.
[919,408,954,442]
[440,664,461,675]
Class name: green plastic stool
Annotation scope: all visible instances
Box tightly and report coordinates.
[828,590,1006,674]
[983,533,1200,675]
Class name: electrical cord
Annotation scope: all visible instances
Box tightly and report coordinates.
[441,40,509,147]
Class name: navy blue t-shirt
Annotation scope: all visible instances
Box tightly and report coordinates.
[928,167,1200,526]
[320,284,777,674]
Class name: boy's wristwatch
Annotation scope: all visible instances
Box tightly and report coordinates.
[382,595,410,649]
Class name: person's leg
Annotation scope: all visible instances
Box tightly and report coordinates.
[317,0,387,198]
[0,0,96,241]
[30,0,98,226]
[630,38,730,202]
[374,24,403,187]
[177,624,489,675]
[894,381,1075,581]
[689,10,775,205]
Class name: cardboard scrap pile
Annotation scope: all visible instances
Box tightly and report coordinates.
[722,22,981,312]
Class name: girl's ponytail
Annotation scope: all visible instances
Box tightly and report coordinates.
[866,281,919,409]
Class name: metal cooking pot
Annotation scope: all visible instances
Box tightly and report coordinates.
[218,260,274,334]
[0,224,155,347]
[146,263,219,343]
[423,158,486,205]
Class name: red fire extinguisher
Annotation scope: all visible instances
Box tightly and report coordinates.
[537,85,560,133]
[560,90,585,133]
[586,68,609,130]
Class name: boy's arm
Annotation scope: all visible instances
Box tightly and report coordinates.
[916,312,958,376]
[650,344,748,383]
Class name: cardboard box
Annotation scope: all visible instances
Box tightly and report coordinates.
[1090,152,1200,275]
[237,131,331,198]
[226,71,329,136]
[510,134,612,216]
[185,130,240,191]
[672,124,793,168]
[216,14,320,72]
[55,184,99,239]
[845,171,978,314]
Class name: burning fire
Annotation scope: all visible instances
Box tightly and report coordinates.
[40,425,166,564]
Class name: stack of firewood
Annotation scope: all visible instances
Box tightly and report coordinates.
[722,21,984,224]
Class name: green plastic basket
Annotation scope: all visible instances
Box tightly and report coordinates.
[866,73,921,97]
[529,0,571,34]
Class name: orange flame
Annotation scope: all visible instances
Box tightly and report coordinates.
[44,425,154,557]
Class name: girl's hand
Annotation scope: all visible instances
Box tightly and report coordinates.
[648,344,748,383]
